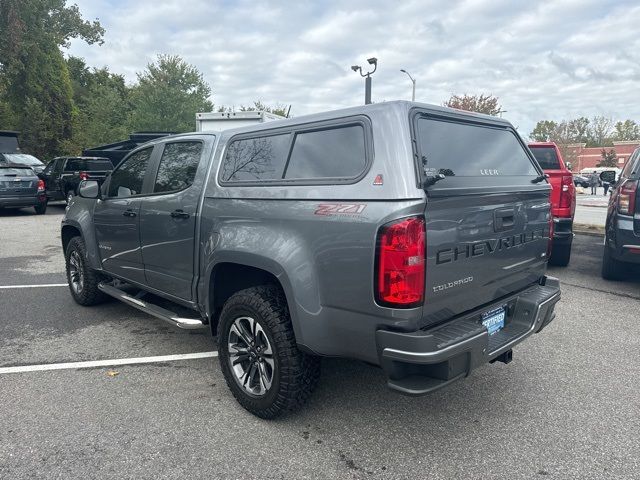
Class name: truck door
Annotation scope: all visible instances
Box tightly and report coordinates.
[139,140,205,301]
[94,147,155,284]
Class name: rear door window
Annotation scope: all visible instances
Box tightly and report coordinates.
[530,147,561,170]
[284,125,366,180]
[108,148,152,197]
[415,117,538,179]
[153,141,203,193]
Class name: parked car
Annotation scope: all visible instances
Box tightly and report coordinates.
[0,165,47,214]
[573,174,590,188]
[528,142,576,266]
[0,152,46,174]
[41,156,113,203]
[62,101,560,418]
[602,147,640,279]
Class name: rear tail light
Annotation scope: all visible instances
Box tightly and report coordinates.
[618,180,637,215]
[37,179,45,192]
[559,175,574,209]
[79,171,89,181]
[375,216,425,307]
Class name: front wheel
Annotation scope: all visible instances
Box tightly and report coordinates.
[65,236,108,306]
[218,285,320,419]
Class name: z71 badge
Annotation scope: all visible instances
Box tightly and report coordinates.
[314,204,367,216]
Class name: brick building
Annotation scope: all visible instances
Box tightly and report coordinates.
[562,141,639,173]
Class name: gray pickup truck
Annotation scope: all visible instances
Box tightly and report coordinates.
[62,101,561,418]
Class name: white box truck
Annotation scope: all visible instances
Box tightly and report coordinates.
[195,111,285,131]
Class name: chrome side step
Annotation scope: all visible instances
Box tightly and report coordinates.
[98,283,205,330]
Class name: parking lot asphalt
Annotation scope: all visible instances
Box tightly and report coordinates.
[1,207,639,479]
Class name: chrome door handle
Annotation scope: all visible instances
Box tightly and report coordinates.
[122,209,137,217]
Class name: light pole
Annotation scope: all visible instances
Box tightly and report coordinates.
[351,57,378,105]
[400,69,416,101]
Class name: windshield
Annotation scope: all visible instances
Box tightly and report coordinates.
[529,147,561,170]
[1,153,44,167]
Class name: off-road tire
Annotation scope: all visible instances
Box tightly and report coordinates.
[34,201,47,215]
[65,236,108,306]
[218,285,320,419]
[549,242,571,267]
[601,245,624,280]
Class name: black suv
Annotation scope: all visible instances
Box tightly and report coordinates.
[41,156,113,203]
[602,147,640,279]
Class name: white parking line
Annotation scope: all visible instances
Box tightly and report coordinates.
[0,351,218,374]
[0,283,68,289]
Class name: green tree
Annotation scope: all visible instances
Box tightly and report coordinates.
[598,149,618,167]
[129,55,213,132]
[0,0,103,158]
[66,56,131,149]
[613,120,640,141]
[443,94,502,116]
[530,120,558,142]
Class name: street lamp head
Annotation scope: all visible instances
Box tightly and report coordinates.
[367,57,378,66]
[351,65,361,72]
[400,69,407,73]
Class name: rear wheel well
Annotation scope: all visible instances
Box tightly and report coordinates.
[209,263,286,335]
[61,225,82,254]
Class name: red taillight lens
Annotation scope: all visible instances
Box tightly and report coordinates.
[618,180,637,215]
[37,179,45,192]
[559,175,574,209]
[79,171,89,181]
[376,216,425,307]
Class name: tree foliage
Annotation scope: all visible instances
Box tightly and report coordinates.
[613,120,640,141]
[599,149,618,167]
[0,0,104,158]
[443,94,502,116]
[66,56,131,150]
[129,54,213,132]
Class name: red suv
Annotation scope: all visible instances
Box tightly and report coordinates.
[529,142,576,266]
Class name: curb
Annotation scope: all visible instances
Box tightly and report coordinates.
[573,223,605,237]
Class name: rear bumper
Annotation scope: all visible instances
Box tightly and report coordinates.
[0,195,45,208]
[610,222,640,264]
[376,276,561,395]
[552,217,573,245]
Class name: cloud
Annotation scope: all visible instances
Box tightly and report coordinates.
[67,0,640,136]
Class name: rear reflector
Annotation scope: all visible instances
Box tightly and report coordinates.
[375,216,425,308]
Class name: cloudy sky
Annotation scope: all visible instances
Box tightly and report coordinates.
[67,0,640,136]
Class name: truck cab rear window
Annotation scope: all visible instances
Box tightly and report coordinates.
[530,147,561,170]
[415,118,537,178]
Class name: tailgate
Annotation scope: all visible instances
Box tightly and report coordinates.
[412,113,551,327]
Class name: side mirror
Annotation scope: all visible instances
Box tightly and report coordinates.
[78,180,101,199]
